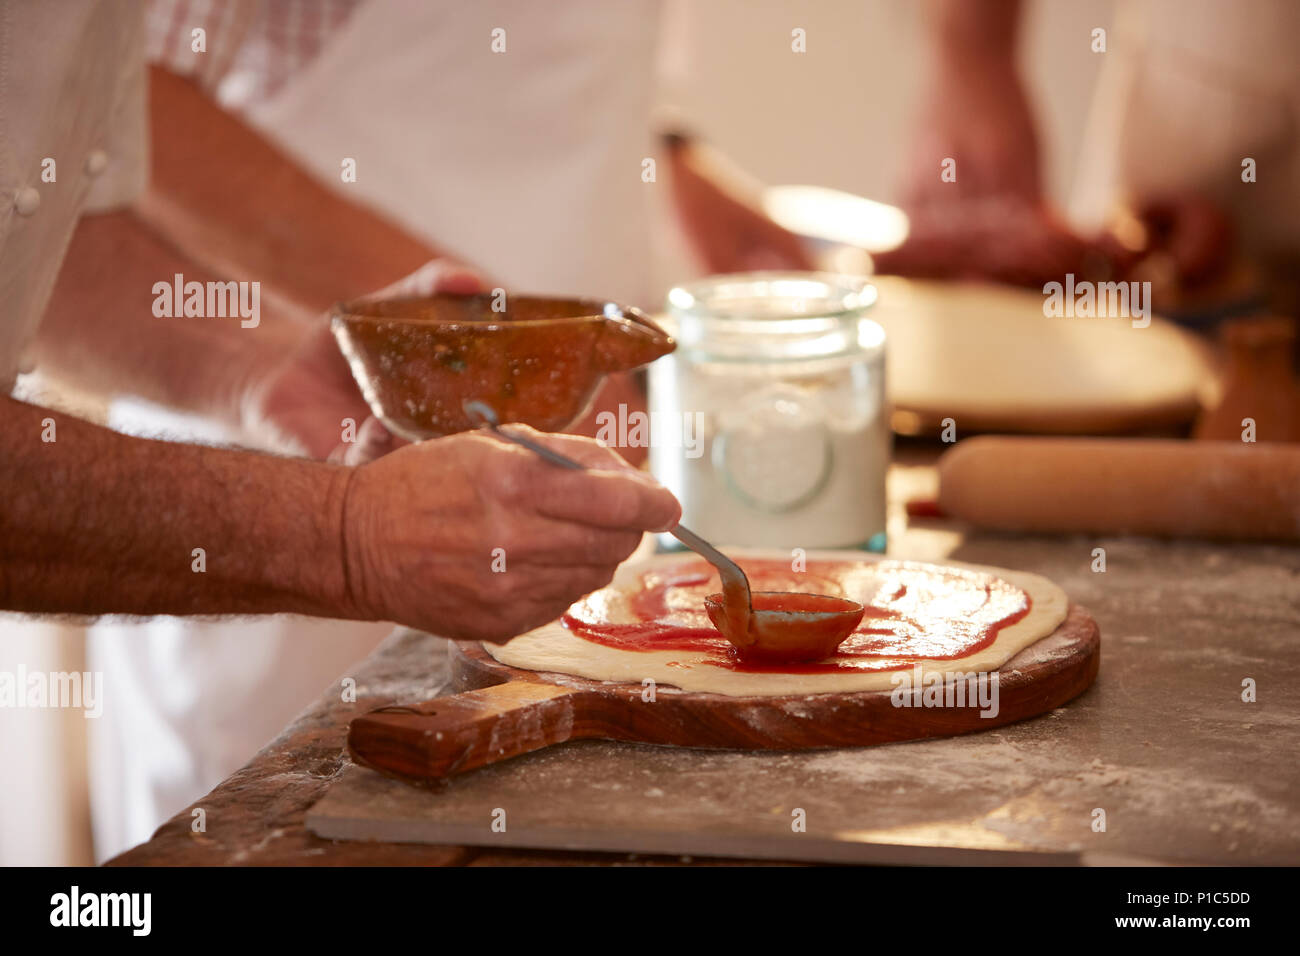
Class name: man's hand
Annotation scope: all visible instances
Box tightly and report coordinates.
[241,259,485,462]
[340,429,681,643]
[873,195,1100,287]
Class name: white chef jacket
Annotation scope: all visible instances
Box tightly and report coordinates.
[0,0,148,389]
[0,0,151,866]
[89,0,664,861]
[0,0,394,862]
[238,0,664,309]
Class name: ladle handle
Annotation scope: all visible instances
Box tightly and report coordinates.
[665,525,747,584]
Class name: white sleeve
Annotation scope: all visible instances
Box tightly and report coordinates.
[85,12,149,214]
[0,0,148,386]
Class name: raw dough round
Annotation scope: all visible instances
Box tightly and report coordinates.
[869,276,1212,434]
[485,549,1069,697]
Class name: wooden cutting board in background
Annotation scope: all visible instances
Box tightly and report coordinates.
[868,277,1215,435]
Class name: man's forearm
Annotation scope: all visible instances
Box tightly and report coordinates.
[34,65,463,431]
[926,0,1022,68]
[144,65,446,314]
[0,394,354,619]
[32,208,306,424]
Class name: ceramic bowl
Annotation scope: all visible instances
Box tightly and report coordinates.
[332,293,675,440]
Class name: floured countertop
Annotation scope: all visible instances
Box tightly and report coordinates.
[107,456,1300,866]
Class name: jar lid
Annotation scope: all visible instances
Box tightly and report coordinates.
[666,271,883,362]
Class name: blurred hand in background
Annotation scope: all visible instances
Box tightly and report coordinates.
[878,0,1232,293]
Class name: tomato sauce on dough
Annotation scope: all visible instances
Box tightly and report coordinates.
[560,558,1031,674]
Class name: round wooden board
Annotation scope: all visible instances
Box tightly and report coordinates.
[348,604,1099,782]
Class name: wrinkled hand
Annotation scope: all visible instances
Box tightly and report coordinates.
[340,428,681,642]
[874,193,1234,291]
[243,259,484,462]
[873,195,1101,287]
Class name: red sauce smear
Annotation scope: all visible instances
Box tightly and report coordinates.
[561,558,1031,674]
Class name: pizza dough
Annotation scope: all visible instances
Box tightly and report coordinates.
[485,550,1069,697]
[868,276,1212,434]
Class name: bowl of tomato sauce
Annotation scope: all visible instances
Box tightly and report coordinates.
[332,292,675,441]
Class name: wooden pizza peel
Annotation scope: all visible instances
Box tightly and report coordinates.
[344,605,1098,782]
[294,524,1300,866]
[307,612,1097,862]
[308,592,1099,862]
[308,540,1100,861]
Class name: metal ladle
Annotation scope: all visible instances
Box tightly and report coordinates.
[462,400,865,662]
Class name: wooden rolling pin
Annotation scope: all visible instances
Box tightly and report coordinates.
[937,437,1300,542]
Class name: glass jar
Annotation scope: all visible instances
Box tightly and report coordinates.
[648,272,888,552]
